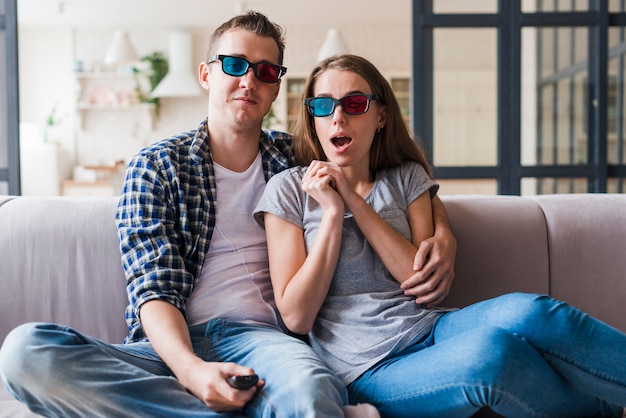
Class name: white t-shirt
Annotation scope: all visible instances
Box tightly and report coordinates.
[186,152,280,328]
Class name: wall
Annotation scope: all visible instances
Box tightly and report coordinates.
[18,23,412,195]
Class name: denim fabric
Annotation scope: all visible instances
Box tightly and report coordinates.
[348,293,625,418]
[0,320,347,417]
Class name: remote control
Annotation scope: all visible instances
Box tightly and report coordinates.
[227,374,259,390]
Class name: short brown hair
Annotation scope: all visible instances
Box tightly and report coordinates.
[206,10,286,65]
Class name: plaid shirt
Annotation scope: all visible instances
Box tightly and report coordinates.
[115,119,295,343]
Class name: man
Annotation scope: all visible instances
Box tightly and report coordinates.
[0,11,455,417]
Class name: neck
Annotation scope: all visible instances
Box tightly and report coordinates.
[342,163,374,198]
[208,124,261,173]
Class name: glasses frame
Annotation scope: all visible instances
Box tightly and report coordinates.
[208,54,287,84]
[303,94,379,117]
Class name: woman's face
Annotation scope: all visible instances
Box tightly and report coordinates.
[311,69,386,170]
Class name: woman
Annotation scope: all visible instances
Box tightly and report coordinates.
[254,54,626,417]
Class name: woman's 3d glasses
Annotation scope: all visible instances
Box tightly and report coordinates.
[303,94,378,117]
[208,54,287,83]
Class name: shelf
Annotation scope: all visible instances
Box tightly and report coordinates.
[286,78,306,133]
[77,102,156,111]
[76,102,156,130]
[75,70,155,129]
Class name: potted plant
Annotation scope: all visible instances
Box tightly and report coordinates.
[133,52,168,118]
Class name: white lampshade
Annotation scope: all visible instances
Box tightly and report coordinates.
[151,31,203,98]
[104,30,139,65]
[317,28,349,62]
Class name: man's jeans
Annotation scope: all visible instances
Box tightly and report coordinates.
[349,293,626,418]
[0,319,348,417]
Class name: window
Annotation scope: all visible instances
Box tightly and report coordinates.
[0,0,19,195]
[413,0,625,195]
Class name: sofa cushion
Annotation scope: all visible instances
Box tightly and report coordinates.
[0,387,38,418]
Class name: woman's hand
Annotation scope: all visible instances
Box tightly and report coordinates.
[302,161,345,212]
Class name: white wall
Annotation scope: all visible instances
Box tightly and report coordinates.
[18,23,412,195]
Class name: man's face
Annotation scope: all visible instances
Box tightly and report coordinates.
[200,29,281,132]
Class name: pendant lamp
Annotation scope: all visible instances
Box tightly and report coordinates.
[317,28,349,62]
[104,30,139,65]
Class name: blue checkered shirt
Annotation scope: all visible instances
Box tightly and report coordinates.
[115,119,295,343]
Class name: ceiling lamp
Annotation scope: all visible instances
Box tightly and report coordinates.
[151,31,203,98]
[104,30,139,66]
[317,28,349,62]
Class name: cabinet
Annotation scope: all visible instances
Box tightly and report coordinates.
[390,77,411,128]
[74,71,155,129]
[286,77,306,133]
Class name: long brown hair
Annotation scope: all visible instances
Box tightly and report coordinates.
[293,54,432,178]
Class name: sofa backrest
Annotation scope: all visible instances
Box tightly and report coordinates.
[441,195,550,306]
[0,196,128,344]
[1,193,625,346]
[532,194,626,332]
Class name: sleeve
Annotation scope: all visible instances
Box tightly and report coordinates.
[403,162,440,206]
[254,168,306,230]
[115,152,193,322]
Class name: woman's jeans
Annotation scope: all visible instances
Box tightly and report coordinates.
[0,319,348,417]
[349,293,626,418]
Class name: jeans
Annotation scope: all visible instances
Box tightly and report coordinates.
[348,293,626,418]
[0,319,348,417]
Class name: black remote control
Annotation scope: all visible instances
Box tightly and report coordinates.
[227,374,259,390]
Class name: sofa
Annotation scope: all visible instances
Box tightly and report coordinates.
[1,193,625,417]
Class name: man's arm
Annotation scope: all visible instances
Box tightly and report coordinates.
[117,155,261,411]
[401,195,457,306]
[140,300,260,412]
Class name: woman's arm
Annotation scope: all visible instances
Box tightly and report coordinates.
[264,167,345,335]
[344,191,434,283]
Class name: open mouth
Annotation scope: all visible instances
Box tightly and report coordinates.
[331,136,353,152]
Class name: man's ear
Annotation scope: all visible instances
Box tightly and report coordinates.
[199,62,210,90]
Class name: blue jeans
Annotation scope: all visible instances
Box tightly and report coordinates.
[348,293,626,418]
[0,319,348,417]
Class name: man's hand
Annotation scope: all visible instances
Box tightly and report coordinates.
[183,361,264,412]
[140,301,264,412]
[401,231,456,307]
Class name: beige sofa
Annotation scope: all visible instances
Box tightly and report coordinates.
[1,193,625,417]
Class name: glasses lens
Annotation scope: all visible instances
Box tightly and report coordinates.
[222,56,248,76]
[342,95,369,115]
[256,63,281,83]
[309,98,335,117]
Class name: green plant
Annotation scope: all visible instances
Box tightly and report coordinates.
[262,106,281,129]
[46,105,62,127]
[133,52,169,118]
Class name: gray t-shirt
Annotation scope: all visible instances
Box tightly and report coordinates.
[255,161,451,384]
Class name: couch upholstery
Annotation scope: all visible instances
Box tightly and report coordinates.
[1,193,625,417]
